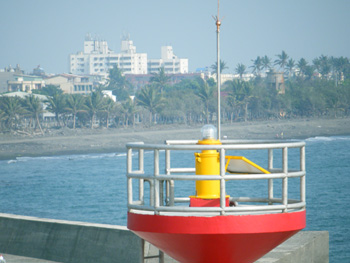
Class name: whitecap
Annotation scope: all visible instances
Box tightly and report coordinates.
[306,136,350,142]
[115,153,127,157]
[306,136,335,142]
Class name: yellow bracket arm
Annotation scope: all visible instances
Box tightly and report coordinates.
[225,156,270,174]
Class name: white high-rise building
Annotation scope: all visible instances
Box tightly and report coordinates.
[69,35,147,77]
[148,46,188,74]
[69,35,188,77]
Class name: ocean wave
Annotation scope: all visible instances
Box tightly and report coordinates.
[115,153,127,157]
[15,152,128,162]
[306,136,335,142]
[306,136,350,142]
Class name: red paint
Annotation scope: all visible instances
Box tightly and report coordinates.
[189,197,230,207]
[128,210,305,263]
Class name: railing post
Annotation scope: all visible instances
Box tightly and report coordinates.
[139,149,144,204]
[159,251,165,263]
[165,149,174,206]
[282,147,288,212]
[127,148,133,209]
[154,149,160,214]
[300,145,306,208]
[141,238,145,263]
[220,148,226,215]
[268,149,274,205]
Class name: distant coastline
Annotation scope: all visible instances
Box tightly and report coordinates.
[1,117,349,160]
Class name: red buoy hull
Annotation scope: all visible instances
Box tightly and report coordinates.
[128,210,305,263]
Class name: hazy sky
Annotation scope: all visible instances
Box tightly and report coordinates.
[1,0,350,74]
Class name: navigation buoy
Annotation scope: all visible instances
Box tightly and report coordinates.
[126,125,306,262]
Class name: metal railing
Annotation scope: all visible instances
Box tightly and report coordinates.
[127,139,306,216]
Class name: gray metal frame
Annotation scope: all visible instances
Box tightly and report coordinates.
[127,140,306,216]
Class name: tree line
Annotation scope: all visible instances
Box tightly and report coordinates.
[1,51,350,134]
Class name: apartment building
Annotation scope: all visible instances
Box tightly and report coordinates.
[148,46,188,74]
[69,36,147,77]
[69,35,188,77]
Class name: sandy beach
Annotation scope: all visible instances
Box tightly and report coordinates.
[0,117,349,160]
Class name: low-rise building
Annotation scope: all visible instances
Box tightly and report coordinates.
[0,65,24,93]
[210,73,255,84]
[7,74,45,93]
[125,73,201,90]
[266,70,286,94]
[45,74,93,94]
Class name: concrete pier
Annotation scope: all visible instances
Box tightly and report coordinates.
[0,213,328,263]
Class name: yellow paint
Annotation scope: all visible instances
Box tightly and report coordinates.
[194,138,221,199]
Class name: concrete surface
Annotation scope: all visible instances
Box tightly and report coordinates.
[0,253,61,263]
[0,213,328,263]
[257,231,329,263]
[0,213,141,263]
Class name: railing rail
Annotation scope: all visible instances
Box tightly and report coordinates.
[126,140,306,216]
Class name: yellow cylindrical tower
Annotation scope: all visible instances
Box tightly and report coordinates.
[190,125,228,207]
[195,139,221,199]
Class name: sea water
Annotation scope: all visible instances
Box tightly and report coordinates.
[0,136,349,262]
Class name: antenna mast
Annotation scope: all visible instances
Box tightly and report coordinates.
[214,0,222,139]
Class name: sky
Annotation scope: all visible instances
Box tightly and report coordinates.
[1,0,350,74]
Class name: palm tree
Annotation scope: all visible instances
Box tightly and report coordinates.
[235,63,247,79]
[23,95,44,134]
[262,55,272,73]
[119,98,138,128]
[224,93,237,123]
[136,86,165,124]
[285,58,296,79]
[274,51,289,71]
[46,94,67,127]
[107,65,126,89]
[211,60,228,75]
[32,84,63,97]
[331,56,349,86]
[66,94,85,129]
[297,58,309,77]
[227,80,253,122]
[0,96,25,131]
[196,81,214,124]
[107,65,130,101]
[149,67,171,93]
[250,56,263,77]
[313,55,331,79]
[103,97,118,128]
[85,91,106,129]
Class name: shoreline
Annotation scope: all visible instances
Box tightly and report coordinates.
[1,117,349,160]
